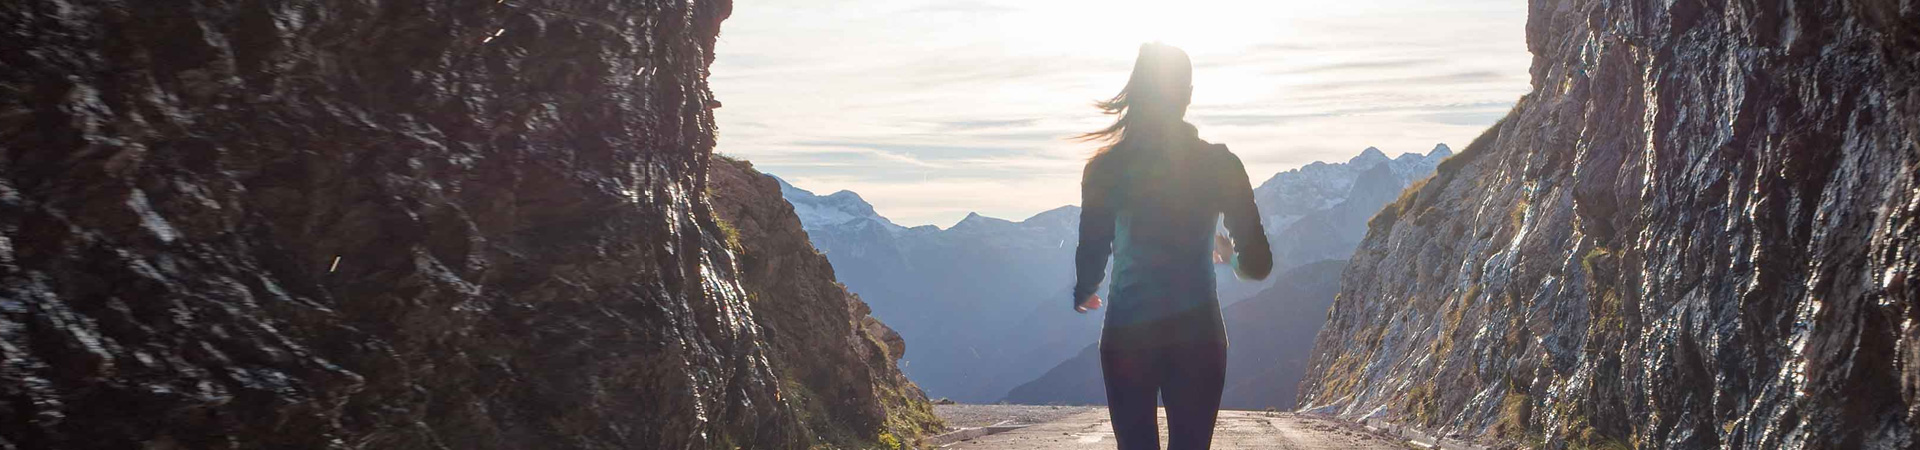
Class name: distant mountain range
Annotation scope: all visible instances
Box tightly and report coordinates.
[1221,144,1451,301]
[775,144,1452,403]
[776,178,1093,403]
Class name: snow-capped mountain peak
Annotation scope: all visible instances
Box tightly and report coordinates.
[772,176,903,232]
[1347,146,1391,168]
[1253,145,1450,231]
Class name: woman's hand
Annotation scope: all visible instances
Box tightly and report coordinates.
[1212,234,1233,264]
[1075,294,1103,313]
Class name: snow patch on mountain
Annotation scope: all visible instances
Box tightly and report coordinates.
[1253,143,1449,231]
[773,176,905,233]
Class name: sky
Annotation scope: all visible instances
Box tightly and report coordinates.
[711,0,1533,228]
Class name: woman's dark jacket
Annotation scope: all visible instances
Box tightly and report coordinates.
[1072,125,1272,347]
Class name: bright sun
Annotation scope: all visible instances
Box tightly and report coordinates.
[1014,0,1311,57]
[1000,0,1335,106]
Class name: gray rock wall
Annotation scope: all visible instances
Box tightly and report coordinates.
[1298,0,1919,448]
[0,1,837,448]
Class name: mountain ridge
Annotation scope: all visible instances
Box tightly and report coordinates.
[780,145,1451,403]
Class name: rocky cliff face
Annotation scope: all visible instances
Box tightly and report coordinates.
[707,157,941,447]
[1298,0,1919,449]
[0,1,902,448]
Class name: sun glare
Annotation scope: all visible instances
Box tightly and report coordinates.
[1002,0,1338,111]
[1015,0,1306,57]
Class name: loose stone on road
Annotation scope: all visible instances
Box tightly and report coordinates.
[937,408,1406,449]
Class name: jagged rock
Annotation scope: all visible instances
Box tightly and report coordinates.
[706,156,941,446]
[865,316,909,361]
[1298,1,1919,449]
[0,1,854,449]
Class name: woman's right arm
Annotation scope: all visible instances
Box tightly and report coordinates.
[1072,157,1116,310]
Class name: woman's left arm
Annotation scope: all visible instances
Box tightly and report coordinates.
[1218,146,1272,280]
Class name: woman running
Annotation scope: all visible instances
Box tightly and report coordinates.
[1071,43,1272,450]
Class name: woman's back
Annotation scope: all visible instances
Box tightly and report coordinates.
[1072,124,1271,347]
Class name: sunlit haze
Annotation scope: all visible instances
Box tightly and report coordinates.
[712,0,1532,227]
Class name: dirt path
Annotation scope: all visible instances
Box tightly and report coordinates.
[934,404,1102,429]
[938,409,1407,449]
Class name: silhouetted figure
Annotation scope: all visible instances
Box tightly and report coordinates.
[1071,43,1272,450]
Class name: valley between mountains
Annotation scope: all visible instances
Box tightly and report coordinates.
[770,145,1452,409]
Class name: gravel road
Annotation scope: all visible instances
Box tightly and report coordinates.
[934,404,1103,430]
[935,407,1408,449]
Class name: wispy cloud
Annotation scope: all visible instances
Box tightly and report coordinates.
[1274,58,1449,75]
[935,118,1041,131]
[1299,70,1515,91]
[1191,112,1344,126]
[903,1,1018,15]
[712,0,1532,226]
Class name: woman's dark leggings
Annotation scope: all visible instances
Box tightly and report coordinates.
[1100,339,1228,450]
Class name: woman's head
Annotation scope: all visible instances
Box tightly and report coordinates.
[1081,43,1194,150]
